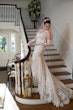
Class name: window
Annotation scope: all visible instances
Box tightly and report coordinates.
[0,33,16,53]
[0,35,7,52]
[11,33,15,52]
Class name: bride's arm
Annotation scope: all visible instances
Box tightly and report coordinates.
[35,31,52,46]
[42,31,52,46]
[27,38,36,46]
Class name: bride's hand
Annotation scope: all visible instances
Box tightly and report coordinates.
[27,43,30,47]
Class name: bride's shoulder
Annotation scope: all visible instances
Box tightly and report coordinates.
[38,29,44,32]
[37,29,51,34]
[46,30,52,34]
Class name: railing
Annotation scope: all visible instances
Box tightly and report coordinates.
[0,4,19,25]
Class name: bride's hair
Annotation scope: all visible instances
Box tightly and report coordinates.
[43,17,51,24]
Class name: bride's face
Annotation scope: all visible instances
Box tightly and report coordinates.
[44,23,50,30]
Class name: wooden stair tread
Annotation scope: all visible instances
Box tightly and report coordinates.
[46,59,63,62]
[61,79,73,84]
[31,49,57,51]
[48,65,66,68]
[52,71,71,76]
[44,49,57,51]
[31,44,54,46]
[44,54,60,56]
[16,93,40,99]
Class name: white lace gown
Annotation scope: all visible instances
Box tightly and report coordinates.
[31,30,73,107]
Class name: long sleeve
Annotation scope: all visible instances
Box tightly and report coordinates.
[27,38,36,46]
[43,30,52,46]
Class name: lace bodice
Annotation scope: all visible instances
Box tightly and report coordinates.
[36,31,47,44]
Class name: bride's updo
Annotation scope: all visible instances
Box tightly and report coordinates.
[43,17,51,25]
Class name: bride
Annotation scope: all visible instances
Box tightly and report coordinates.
[27,17,73,107]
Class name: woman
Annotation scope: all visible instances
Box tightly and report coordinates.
[27,17,73,107]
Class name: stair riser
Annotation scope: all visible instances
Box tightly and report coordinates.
[28,35,36,38]
[30,53,61,60]
[56,75,71,80]
[44,51,59,54]
[44,56,61,60]
[45,46,57,49]
[31,49,58,54]
[27,33,37,35]
[45,47,56,50]
[31,46,57,49]
[50,67,68,72]
[65,83,73,88]
[26,30,37,33]
[31,45,56,49]
[31,47,56,50]
[47,61,64,66]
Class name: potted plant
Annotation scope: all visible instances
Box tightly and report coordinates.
[28,0,41,28]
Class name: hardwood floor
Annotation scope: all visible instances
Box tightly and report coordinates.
[9,81,73,110]
[16,100,73,110]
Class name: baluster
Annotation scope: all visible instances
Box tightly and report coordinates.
[12,6,14,22]
[21,62,24,95]
[1,6,3,22]
[17,63,21,95]
[9,5,11,22]
[3,5,4,21]
[4,6,6,22]
[15,63,18,94]
[0,7,1,21]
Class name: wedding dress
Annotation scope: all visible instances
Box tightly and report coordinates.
[31,30,73,107]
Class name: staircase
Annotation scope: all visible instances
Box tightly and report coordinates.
[26,29,73,89]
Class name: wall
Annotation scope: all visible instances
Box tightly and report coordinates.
[40,0,73,72]
[21,7,33,29]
